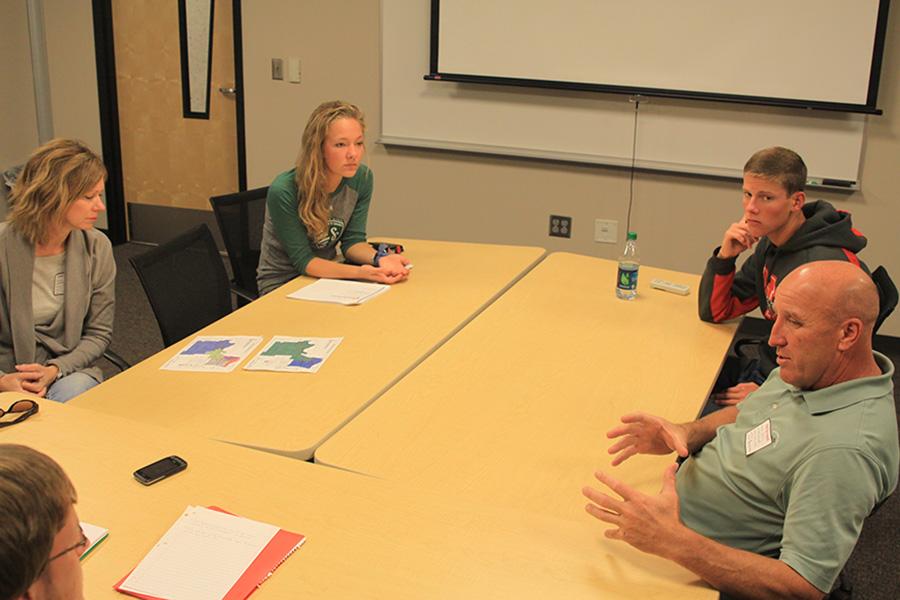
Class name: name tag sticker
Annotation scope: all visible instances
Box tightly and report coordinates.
[53,272,65,296]
[745,419,773,456]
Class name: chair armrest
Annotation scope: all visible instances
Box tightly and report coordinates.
[103,349,131,372]
[230,285,257,304]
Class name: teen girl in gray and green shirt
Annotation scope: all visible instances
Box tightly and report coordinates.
[256,101,410,295]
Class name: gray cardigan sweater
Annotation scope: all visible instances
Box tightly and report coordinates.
[0,223,115,383]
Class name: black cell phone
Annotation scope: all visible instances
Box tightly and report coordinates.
[133,455,188,486]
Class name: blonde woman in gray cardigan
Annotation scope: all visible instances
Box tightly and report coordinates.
[0,139,115,402]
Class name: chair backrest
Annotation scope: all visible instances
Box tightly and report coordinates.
[872,265,898,334]
[129,224,233,347]
[209,186,268,298]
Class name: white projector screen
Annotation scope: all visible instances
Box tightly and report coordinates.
[432,0,889,113]
[381,0,875,186]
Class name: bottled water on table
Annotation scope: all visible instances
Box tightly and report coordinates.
[616,231,639,300]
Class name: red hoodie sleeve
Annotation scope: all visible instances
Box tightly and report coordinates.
[699,247,760,322]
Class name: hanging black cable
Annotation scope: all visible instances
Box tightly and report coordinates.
[626,95,641,235]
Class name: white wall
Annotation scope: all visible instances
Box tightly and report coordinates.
[242,1,900,336]
[1,1,105,227]
[0,1,39,199]
[44,0,106,229]
[43,0,103,159]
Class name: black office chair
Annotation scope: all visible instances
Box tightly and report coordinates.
[129,224,252,348]
[871,266,897,334]
[209,186,268,305]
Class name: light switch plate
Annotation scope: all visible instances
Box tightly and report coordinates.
[271,58,284,80]
[594,219,618,244]
[287,58,301,83]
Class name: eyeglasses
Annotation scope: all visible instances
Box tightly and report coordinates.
[0,399,38,428]
[39,527,89,576]
[47,528,90,563]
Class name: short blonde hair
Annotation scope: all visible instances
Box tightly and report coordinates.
[7,138,106,244]
[295,101,366,241]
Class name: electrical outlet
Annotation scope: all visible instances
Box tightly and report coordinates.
[271,58,284,80]
[594,219,618,244]
[549,215,572,238]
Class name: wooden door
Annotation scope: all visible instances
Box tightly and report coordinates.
[112,0,238,212]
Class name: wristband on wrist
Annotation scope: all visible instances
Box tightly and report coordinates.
[372,243,390,267]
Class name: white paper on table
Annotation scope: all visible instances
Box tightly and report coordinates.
[79,521,108,558]
[287,278,389,305]
[117,506,278,600]
[243,336,342,374]
[161,336,264,372]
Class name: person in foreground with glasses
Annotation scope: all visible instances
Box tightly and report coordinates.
[0,443,86,600]
[0,139,115,402]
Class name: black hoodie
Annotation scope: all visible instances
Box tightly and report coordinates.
[698,200,868,375]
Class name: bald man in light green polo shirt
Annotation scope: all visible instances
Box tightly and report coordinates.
[583,261,898,599]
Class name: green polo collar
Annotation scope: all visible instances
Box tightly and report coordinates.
[786,352,894,415]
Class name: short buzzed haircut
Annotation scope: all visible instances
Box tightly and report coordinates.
[744,146,807,196]
[0,444,77,599]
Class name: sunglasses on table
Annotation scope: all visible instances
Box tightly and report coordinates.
[0,399,39,428]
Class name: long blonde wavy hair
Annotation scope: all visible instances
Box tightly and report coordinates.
[295,100,366,241]
[7,138,106,245]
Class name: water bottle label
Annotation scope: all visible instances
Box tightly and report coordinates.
[617,266,638,290]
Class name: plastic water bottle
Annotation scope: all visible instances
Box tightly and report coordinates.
[616,231,639,300]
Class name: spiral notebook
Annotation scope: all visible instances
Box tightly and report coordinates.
[114,506,305,600]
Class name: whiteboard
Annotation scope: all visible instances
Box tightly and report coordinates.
[381,0,868,187]
[437,0,883,109]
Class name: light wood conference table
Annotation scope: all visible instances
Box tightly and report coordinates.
[0,397,715,599]
[71,239,545,459]
[316,252,739,523]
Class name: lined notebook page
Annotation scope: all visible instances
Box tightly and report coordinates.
[118,506,278,600]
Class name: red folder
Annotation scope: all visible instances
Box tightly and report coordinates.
[114,506,305,600]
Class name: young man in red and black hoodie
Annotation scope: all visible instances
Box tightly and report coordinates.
[698,146,867,409]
